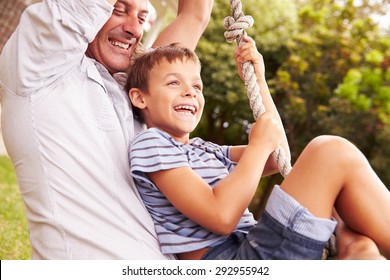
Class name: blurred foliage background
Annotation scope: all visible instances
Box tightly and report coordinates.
[0,156,31,259]
[190,0,390,217]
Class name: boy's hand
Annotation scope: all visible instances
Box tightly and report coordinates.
[248,111,283,154]
[235,36,265,81]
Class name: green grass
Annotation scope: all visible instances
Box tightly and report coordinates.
[0,156,31,259]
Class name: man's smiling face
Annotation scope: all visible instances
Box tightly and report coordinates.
[86,0,148,74]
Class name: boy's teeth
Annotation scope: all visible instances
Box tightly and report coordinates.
[174,105,196,114]
[110,40,130,49]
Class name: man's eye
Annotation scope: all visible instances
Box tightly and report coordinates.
[139,16,146,24]
[114,8,126,15]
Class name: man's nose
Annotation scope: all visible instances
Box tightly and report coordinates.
[122,16,143,38]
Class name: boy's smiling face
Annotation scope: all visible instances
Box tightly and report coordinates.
[134,58,204,143]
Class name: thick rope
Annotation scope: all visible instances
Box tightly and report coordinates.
[223,0,292,177]
[223,0,337,260]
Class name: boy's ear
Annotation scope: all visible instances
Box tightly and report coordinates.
[129,88,147,109]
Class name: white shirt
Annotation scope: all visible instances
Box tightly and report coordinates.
[0,0,173,260]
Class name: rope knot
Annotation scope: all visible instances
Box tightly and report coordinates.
[223,14,254,43]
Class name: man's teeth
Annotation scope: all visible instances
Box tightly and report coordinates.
[109,40,130,49]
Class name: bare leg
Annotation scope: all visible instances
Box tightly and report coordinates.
[333,210,385,260]
[280,135,390,258]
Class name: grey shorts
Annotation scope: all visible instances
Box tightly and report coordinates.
[202,185,337,260]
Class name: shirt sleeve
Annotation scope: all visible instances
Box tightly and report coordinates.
[0,0,113,95]
[129,128,191,177]
[190,137,232,160]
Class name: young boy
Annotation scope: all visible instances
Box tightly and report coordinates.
[125,37,390,260]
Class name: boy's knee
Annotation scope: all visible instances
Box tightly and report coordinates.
[305,135,362,168]
[307,135,349,150]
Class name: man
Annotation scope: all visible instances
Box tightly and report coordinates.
[0,0,212,259]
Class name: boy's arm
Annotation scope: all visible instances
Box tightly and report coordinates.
[257,78,291,173]
[235,36,291,174]
[230,145,279,176]
[152,0,213,50]
[147,112,282,236]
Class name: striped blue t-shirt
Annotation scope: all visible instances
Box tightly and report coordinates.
[129,127,256,254]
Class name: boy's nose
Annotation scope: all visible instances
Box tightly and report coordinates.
[184,86,197,97]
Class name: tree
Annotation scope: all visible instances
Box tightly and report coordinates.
[195,0,298,145]
[193,0,298,215]
[271,0,390,187]
[146,0,390,214]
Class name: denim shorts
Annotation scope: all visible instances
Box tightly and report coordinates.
[202,185,337,260]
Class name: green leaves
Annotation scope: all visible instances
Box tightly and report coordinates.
[0,156,31,259]
[195,0,298,144]
[192,0,390,187]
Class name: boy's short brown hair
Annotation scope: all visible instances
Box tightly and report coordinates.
[125,43,200,93]
[125,44,201,121]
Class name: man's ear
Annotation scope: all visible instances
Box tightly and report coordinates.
[129,88,147,109]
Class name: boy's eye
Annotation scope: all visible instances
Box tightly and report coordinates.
[193,84,203,91]
[168,81,180,86]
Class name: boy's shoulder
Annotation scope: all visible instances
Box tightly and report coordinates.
[132,127,167,142]
[130,127,181,150]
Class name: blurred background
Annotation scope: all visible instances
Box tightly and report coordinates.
[0,0,389,259]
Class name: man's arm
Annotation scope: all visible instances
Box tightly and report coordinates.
[152,0,213,50]
[0,0,113,94]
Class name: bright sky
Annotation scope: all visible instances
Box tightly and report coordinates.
[352,0,390,29]
[376,12,390,29]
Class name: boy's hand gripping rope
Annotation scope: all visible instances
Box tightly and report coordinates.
[223,0,292,177]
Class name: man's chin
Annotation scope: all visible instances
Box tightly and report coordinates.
[106,62,131,74]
